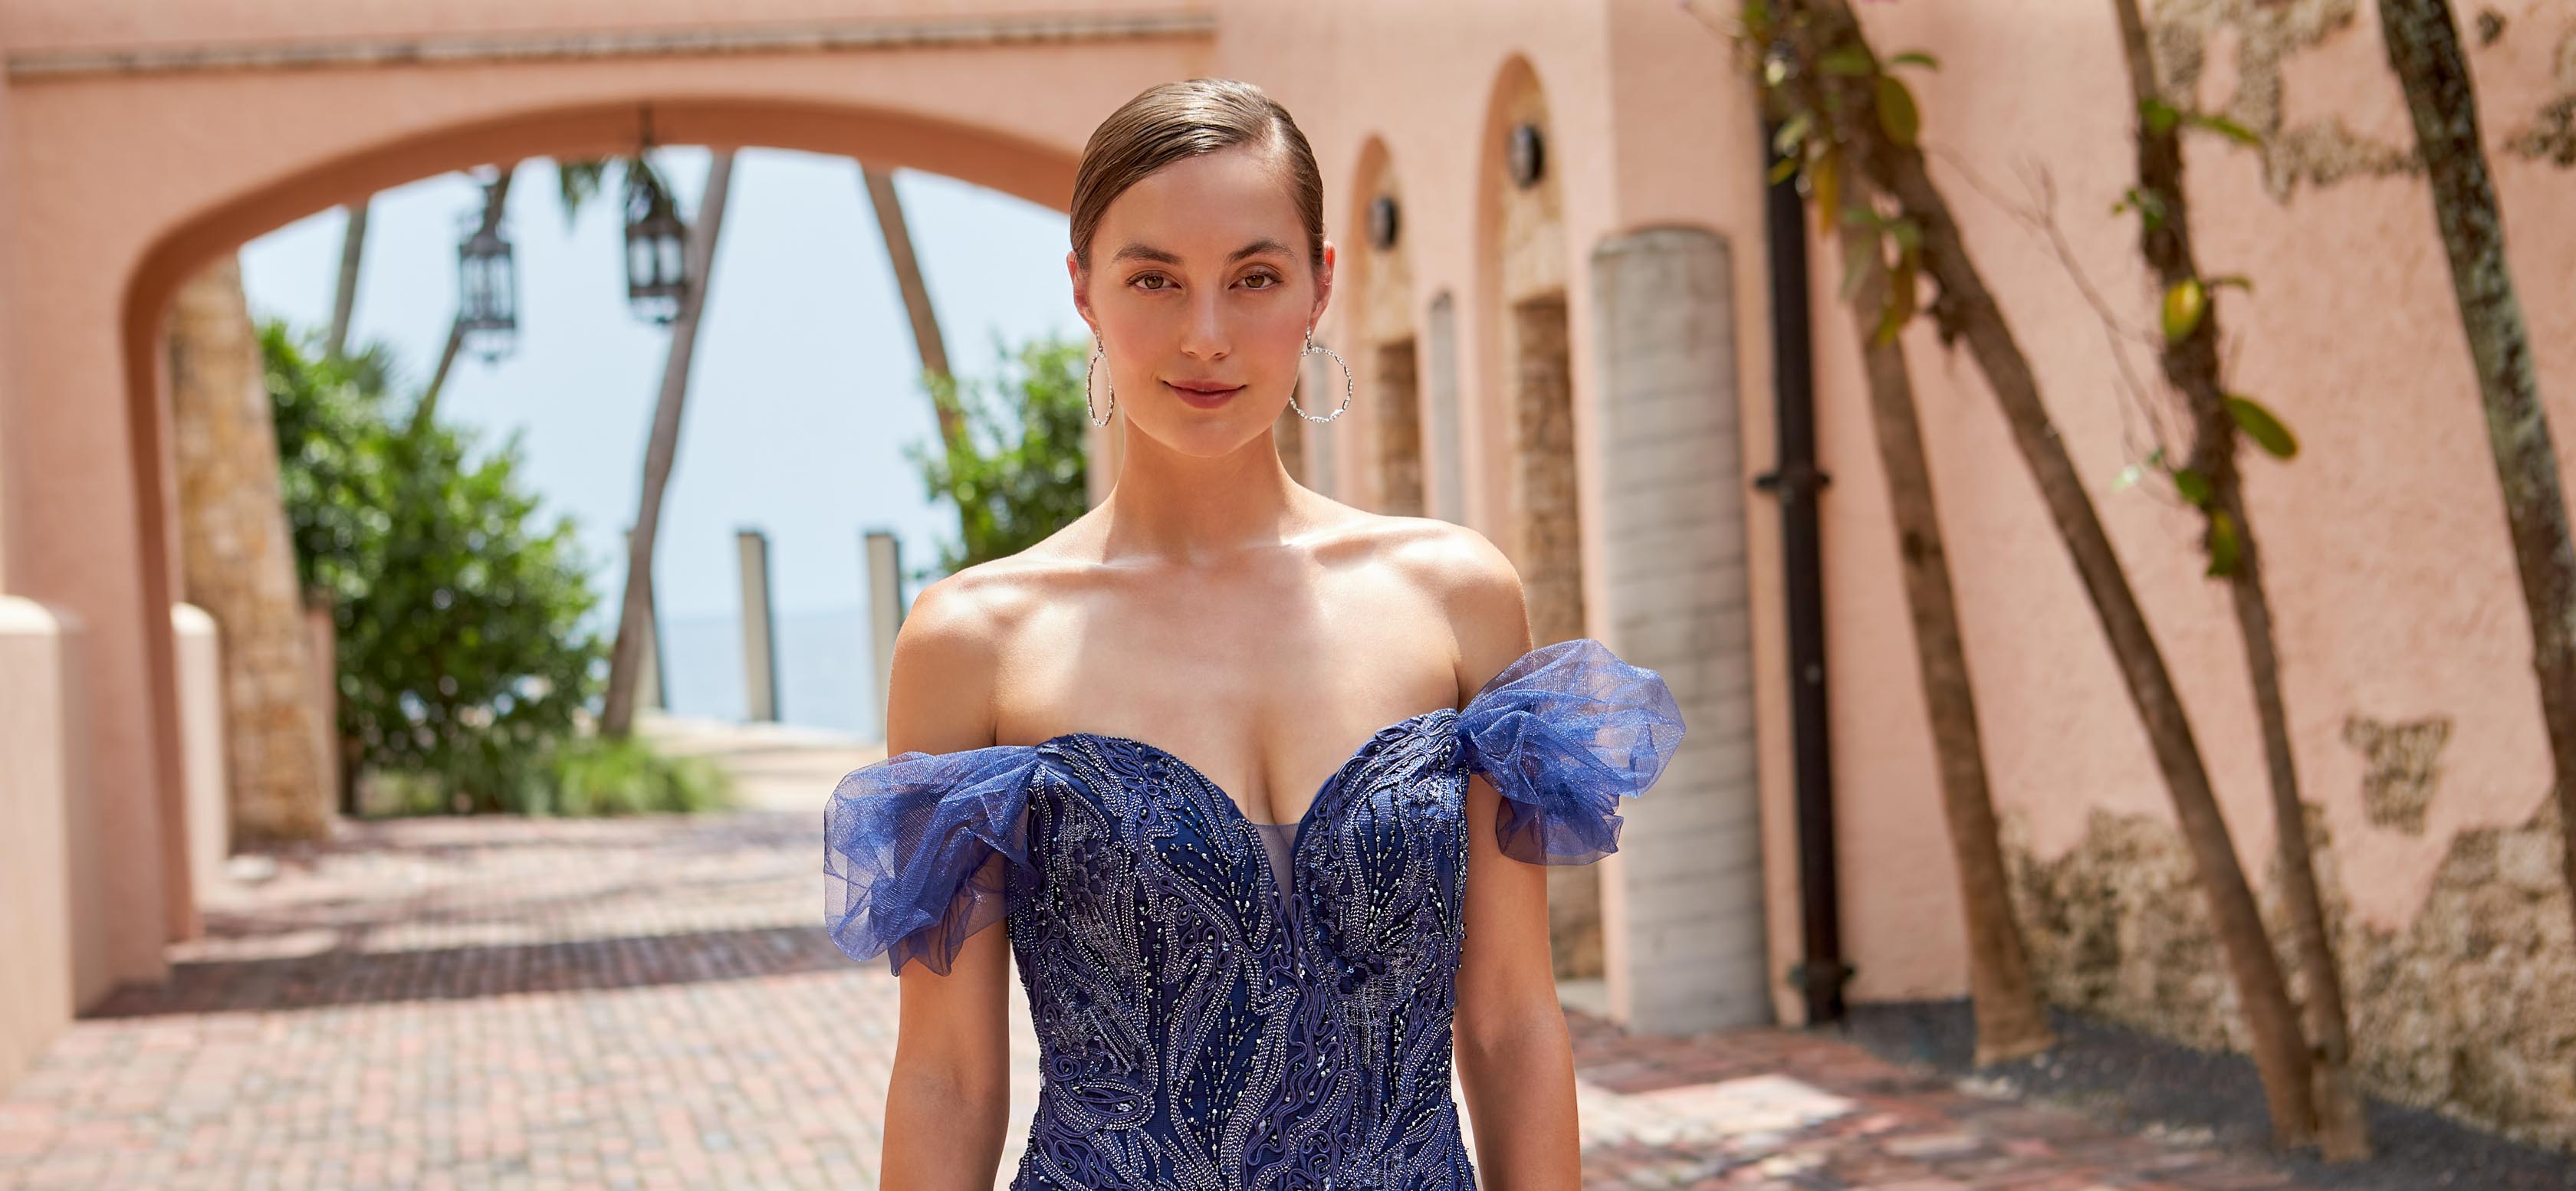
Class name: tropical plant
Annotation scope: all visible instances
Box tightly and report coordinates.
[902,333,1094,578]
[1710,0,2321,1147]
[264,320,615,814]
[2380,0,2576,954]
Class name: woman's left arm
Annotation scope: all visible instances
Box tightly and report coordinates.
[1437,528,1582,1191]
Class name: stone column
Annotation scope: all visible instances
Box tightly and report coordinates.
[1590,226,1769,1033]
[166,258,330,845]
[1510,294,1585,648]
[1424,293,1465,523]
[1373,339,1424,517]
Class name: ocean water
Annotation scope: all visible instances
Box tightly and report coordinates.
[657,606,881,740]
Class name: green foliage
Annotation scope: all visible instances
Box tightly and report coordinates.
[2163,277,2208,342]
[902,334,1093,579]
[539,735,734,815]
[266,324,397,599]
[264,321,614,815]
[2226,395,2299,459]
[360,733,734,817]
[554,154,680,226]
[1732,2,1935,342]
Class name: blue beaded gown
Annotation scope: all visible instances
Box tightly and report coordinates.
[823,637,1684,1191]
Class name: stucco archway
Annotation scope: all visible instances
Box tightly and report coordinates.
[3,14,1201,999]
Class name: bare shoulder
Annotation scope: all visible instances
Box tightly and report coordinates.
[883,554,1060,755]
[1316,513,1532,699]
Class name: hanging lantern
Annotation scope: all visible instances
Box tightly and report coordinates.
[455,189,518,362]
[623,161,687,325]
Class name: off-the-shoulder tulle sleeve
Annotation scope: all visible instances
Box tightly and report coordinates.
[1455,638,1684,865]
[823,745,1047,976]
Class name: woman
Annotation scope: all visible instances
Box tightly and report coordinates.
[825,77,1684,1190]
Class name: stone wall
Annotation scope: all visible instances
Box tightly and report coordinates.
[2002,791,2576,1150]
[1506,290,1598,979]
[1372,338,1424,517]
[166,258,330,844]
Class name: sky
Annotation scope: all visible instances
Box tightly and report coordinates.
[238,148,1088,735]
[239,147,1087,627]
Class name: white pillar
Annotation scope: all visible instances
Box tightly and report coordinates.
[1590,225,1769,1033]
[863,530,905,742]
[1300,344,1338,499]
[736,529,778,723]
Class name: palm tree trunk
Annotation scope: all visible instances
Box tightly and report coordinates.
[1837,185,2055,1068]
[2379,0,2576,952]
[601,149,738,738]
[2108,0,2367,1157]
[325,200,368,361]
[1747,0,2321,1147]
[860,164,962,451]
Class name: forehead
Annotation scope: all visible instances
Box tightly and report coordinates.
[1094,143,1306,259]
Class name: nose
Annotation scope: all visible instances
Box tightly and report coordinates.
[1177,287,1229,362]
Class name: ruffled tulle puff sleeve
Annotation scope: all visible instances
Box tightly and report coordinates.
[1454,638,1684,865]
[823,745,1050,976]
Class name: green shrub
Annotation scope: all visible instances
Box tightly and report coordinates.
[902,334,1092,579]
[532,734,734,816]
[265,320,630,815]
[356,734,734,818]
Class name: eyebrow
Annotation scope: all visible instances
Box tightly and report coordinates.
[1108,238,1293,266]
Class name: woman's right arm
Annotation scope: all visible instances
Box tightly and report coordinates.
[875,576,1017,1190]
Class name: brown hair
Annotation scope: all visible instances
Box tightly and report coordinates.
[1069,77,1326,275]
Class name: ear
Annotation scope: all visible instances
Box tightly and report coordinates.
[1066,249,1099,337]
[1309,239,1337,330]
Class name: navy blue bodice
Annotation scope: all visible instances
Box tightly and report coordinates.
[824,638,1683,1190]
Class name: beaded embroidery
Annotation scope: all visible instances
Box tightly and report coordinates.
[825,637,1683,1189]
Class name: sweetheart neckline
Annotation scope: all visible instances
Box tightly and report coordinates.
[1039,706,1461,840]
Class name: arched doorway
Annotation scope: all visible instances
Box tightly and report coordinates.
[4,14,1194,999]
[1478,57,1600,979]
[1347,138,1424,518]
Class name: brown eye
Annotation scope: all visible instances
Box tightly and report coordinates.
[1132,274,1172,292]
[1240,271,1280,290]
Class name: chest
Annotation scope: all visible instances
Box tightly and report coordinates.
[988,569,1459,822]
[1007,723,1474,973]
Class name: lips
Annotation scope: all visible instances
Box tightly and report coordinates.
[1164,379,1244,408]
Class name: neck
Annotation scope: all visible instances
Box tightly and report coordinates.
[1099,421,1306,566]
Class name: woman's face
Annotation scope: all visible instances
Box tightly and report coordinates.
[1069,142,1334,458]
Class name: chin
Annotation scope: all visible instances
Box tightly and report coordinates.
[1133,406,1276,458]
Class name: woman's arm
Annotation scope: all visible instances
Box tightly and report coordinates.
[1438,531,1585,1191]
[874,576,1017,1190]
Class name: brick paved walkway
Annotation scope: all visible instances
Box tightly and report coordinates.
[0,768,2328,1190]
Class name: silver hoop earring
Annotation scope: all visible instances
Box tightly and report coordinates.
[1289,329,1353,424]
[1084,334,1116,427]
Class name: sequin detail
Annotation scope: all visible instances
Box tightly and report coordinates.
[823,638,1684,1189]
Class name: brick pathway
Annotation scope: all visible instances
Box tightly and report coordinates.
[0,784,2326,1190]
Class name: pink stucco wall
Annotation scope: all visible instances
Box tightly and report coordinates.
[0,598,94,1091]
[0,1,1207,1009]
[1808,0,2576,1001]
[3,0,2571,1038]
